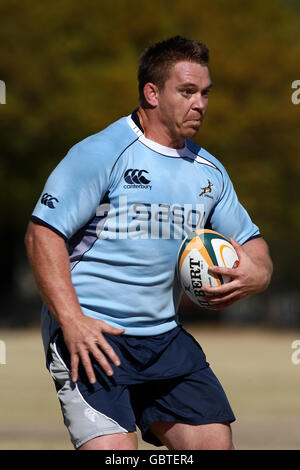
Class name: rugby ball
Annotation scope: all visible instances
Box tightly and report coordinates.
[177,229,239,308]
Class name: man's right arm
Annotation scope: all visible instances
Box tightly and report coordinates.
[25,221,124,383]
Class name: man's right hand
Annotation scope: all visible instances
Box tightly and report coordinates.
[61,315,125,384]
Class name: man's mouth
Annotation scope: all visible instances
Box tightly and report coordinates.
[186,117,201,123]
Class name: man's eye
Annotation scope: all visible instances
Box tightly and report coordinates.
[182,89,192,97]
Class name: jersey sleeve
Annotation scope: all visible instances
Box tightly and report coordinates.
[31,140,111,240]
[207,166,261,245]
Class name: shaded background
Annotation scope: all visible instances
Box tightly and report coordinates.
[1,0,300,328]
[0,0,300,450]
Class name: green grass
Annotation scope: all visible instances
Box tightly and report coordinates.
[1,324,300,450]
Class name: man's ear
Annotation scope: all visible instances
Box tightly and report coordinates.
[143,82,159,107]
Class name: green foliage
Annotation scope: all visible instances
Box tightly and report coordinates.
[0,0,299,284]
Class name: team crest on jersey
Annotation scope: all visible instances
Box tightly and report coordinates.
[199,180,214,199]
[123,169,152,190]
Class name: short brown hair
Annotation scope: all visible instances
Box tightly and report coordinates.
[138,36,209,106]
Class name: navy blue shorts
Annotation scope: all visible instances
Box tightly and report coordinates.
[47,326,235,448]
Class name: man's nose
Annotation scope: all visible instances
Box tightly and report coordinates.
[193,93,206,112]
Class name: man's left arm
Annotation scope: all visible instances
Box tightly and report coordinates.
[202,237,273,310]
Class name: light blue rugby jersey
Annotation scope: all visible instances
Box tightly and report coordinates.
[32,111,260,345]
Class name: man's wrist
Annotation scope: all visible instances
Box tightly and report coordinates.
[53,308,85,329]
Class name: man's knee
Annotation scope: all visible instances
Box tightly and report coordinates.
[150,421,234,450]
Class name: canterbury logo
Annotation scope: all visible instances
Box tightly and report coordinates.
[41,193,59,208]
[199,180,213,197]
[124,169,151,185]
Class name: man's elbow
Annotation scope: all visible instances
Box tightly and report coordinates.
[260,257,273,293]
[24,222,36,255]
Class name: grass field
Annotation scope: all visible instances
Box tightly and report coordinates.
[1,323,300,450]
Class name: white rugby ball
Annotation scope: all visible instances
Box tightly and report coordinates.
[177,229,239,308]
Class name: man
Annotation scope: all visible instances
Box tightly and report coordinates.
[25,36,272,450]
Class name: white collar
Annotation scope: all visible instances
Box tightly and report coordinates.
[126,115,187,158]
[126,114,216,168]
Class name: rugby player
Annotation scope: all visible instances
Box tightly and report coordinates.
[25,36,273,450]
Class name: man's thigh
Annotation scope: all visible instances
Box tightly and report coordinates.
[131,365,235,448]
[150,421,234,450]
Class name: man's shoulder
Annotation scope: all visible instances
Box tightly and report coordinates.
[68,115,138,160]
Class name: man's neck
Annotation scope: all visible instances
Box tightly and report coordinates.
[136,108,185,149]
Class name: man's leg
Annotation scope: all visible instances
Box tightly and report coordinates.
[78,431,138,450]
[150,421,234,450]
[47,330,138,451]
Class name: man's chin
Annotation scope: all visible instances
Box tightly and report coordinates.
[184,124,201,138]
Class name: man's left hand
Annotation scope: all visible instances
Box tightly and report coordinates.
[201,237,272,310]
